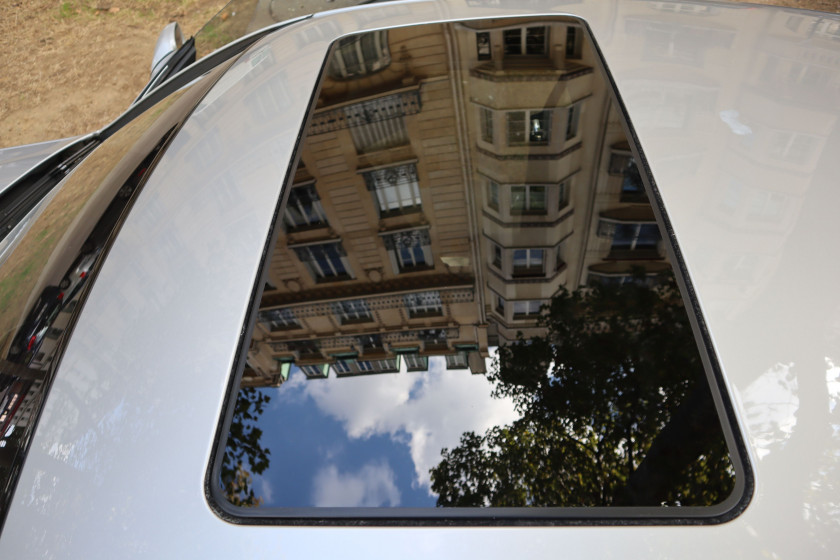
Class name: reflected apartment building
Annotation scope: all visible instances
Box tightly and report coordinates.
[610,3,839,320]
[245,17,669,386]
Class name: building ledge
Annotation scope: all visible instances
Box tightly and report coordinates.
[470,61,593,82]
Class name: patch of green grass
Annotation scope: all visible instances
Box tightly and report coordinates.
[57,1,76,19]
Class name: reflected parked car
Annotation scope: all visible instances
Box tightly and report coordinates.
[0,1,839,558]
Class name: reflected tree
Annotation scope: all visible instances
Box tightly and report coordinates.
[221,387,271,507]
[431,275,734,507]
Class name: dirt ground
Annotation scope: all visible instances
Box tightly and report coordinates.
[0,0,837,149]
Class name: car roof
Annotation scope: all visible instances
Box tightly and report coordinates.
[2,0,839,556]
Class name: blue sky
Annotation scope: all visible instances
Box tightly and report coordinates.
[250,355,519,508]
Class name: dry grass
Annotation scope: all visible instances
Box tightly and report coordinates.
[0,0,837,148]
[0,0,222,147]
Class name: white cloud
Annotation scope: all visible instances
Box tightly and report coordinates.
[742,362,799,459]
[312,461,401,507]
[259,477,274,502]
[301,357,519,493]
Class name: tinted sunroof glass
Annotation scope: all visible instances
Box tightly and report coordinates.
[213,17,745,520]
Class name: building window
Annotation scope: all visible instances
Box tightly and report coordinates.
[358,334,383,351]
[480,107,494,143]
[340,93,415,153]
[373,358,399,373]
[445,353,469,370]
[558,180,569,209]
[476,32,491,60]
[404,291,443,318]
[566,104,580,140]
[333,360,354,375]
[565,26,582,59]
[259,308,299,331]
[496,295,506,315]
[334,358,398,376]
[245,78,289,123]
[769,131,817,165]
[293,242,352,282]
[507,110,550,145]
[492,244,502,269]
[488,180,499,210]
[332,299,372,324]
[503,27,548,55]
[284,183,328,230]
[510,185,547,214]
[418,328,448,349]
[329,30,390,79]
[512,300,543,318]
[383,229,433,273]
[746,190,786,222]
[362,163,422,217]
[350,359,399,374]
[601,223,661,259]
[609,150,634,175]
[301,364,328,378]
[349,114,408,154]
[512,249,545,277]
[556,245,565,271]
[609,149,646,201]
[621,164,645,202]
[404,354,428,371]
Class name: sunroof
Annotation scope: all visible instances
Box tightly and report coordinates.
[210,16,748,523]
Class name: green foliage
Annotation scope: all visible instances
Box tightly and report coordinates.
[221,387,271,507]
[431,274,735,508]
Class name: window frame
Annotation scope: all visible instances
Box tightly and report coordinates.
[363,162,423,218]
[480,106,494,144]
[294,242,353,282]
[512,299,544,319]
[503,26,549,56]
[510,184,548,214]
[487,179,500,210]
[383,228,433,274]
[328,29,391,79]
[476,31,491,60]
[404,291,444,318]
[566,103,580,141]
[259,308,300,331]
[445,352,469,370]
[512,248,546,277]
[283,182,328,231]
[506,109,551,145]
[332,299,373,324]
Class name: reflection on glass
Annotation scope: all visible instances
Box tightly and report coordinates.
[194,0,371,59]
[218,17,738,516]
[0,82,202,517]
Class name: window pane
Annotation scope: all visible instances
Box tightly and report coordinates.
[476,32,491,60]
[503,29,522,55]
[480,107,493,143]
[216,18,745,522]
[511,186,526,210]
[530,186,547,210]
[488,180,499,208]
[530,111,550,142]
[525,27,547,55]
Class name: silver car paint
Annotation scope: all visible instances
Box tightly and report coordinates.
[0,137,82,196]
[2,0,838,557]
